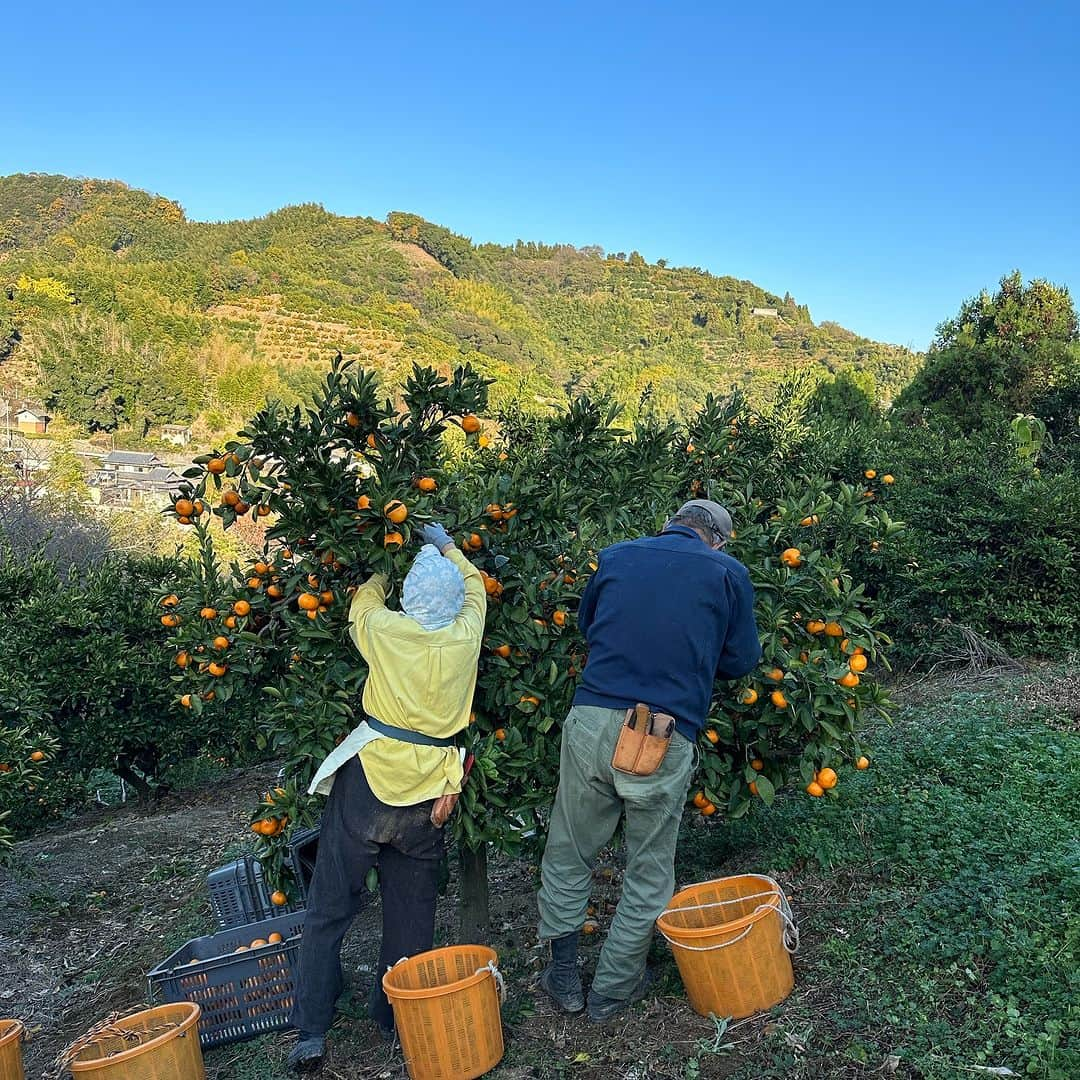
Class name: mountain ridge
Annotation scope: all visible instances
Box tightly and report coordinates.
[0,172,921,440]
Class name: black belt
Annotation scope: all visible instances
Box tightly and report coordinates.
[366,715,456,748]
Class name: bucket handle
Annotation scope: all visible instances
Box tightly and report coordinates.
[387,957,507,1003]
[475,960,507,1004]
[659,877,799,954]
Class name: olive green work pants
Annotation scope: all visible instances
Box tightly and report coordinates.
[537,705,695,998]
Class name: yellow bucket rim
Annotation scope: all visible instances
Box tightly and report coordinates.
[0,1019,24,1048]
[383,945,500,1001]
[67,1003,201,1071]
[657,875,783,940]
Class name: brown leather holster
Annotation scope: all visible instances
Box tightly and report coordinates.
[611,703,675,776]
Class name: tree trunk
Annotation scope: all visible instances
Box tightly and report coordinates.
[458,843,490,943]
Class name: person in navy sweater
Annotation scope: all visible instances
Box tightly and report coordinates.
[537,499,761,1022]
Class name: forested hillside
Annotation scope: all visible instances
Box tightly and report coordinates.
[0,173,920,441]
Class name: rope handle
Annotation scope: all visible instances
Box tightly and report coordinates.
[475,960,506,1004]
[659,876,800,954]
[387,956,506,1003]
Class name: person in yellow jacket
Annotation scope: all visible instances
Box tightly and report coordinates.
[288,523,485,1072]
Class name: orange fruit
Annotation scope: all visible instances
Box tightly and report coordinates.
[882,474,895,485]
[849,653,868,673]
[356,495,372,510]
[806,619,826,634]
[384,499,408,524]
[838,671,860,688]
[552,610,567,627]
[266,583,283,599]
[250,938,268,948]
[247,577,262,590]
[770,690,788,709]
[222,489,240,507]
[701,801,717,816]
[234,501,250,515]
[824,621,843,637]
[199,606,217,620]
[206,457,226,474]
[749,782,759,796]
[816,767,838,789]
[160,594,179,607]
[806,781,824,797]
[208,661,228,677]
[493,644,511,658]
[766,667,784,681]
[461,414,481,434]
[467,533,483,550]
[780,547,803,568]
[180,694,193,708]
[175,651,190,668]
[384,531,404,549]
[234,946,249,953]
[740,688,758,705]
[856,756,870,770]
[306,609,318,620]
[483,576,501,596]
[320,590,334,605]
[485,503,504,520]
[799,515,819,526]
[257,503,271,517]
[30,750,46,763]
[161,613,181,627]
[254,561,269,575]
[298,592,320,611]
[494,728,507,741]
[203,691,215,702]
[223,615,237,630]
[231,599,252,618]
[270,891,288,906]
[519,695,540,706]
[692,792,707,808]
[417,476,437,493]
[267,932,283,944]
[174,498,194,518]
[704,728,719,745]
[346,411,360,428]
[750,758,763,771]
[864,468,877,479]
[213,636,229,650]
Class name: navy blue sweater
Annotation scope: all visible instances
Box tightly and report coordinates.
[573,526,762,740]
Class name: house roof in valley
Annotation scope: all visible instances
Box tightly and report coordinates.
[102,450,165,466]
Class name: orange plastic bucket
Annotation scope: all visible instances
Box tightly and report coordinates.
[383,946,504,1080]
[657,874,797,1019]
[0,1020,25,1080]
[64,1003,205,1079]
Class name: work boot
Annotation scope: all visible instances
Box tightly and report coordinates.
[587,967,655,1024]
[286,1032,325,1072]
[539,932,585,1014]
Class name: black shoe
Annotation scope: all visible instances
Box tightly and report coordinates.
[539,932,585,1014]
[287,1033,325,1073]
[587,968,655,1023]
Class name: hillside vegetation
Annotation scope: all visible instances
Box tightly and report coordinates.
[0,172,920,440]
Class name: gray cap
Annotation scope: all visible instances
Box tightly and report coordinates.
[672,499,733,540]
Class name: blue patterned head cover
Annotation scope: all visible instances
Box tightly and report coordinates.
[401,544,466,630]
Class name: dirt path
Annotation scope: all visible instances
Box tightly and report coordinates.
[5,761,746,1079]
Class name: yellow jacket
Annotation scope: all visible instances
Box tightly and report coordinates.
[347,547,486,805]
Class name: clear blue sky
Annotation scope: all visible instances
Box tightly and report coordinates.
[3,1,1078,349]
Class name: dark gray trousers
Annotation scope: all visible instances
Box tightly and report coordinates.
[290,755,444,1034]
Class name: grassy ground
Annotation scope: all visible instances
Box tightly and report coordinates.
[6,665,1077,1079]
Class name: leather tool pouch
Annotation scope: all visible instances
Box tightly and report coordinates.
[611,703,675,776]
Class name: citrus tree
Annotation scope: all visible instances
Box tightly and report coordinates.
[163,358,899,935]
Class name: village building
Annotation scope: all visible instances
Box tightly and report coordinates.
[91,450,185,506]
[0,399,52,434]
[161,423,192,447]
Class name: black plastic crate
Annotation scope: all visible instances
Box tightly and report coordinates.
[208,856,301,928]
[147,911,306,1047]
[286,825,320,902]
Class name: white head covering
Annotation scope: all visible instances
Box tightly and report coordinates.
[401,544,466,630]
